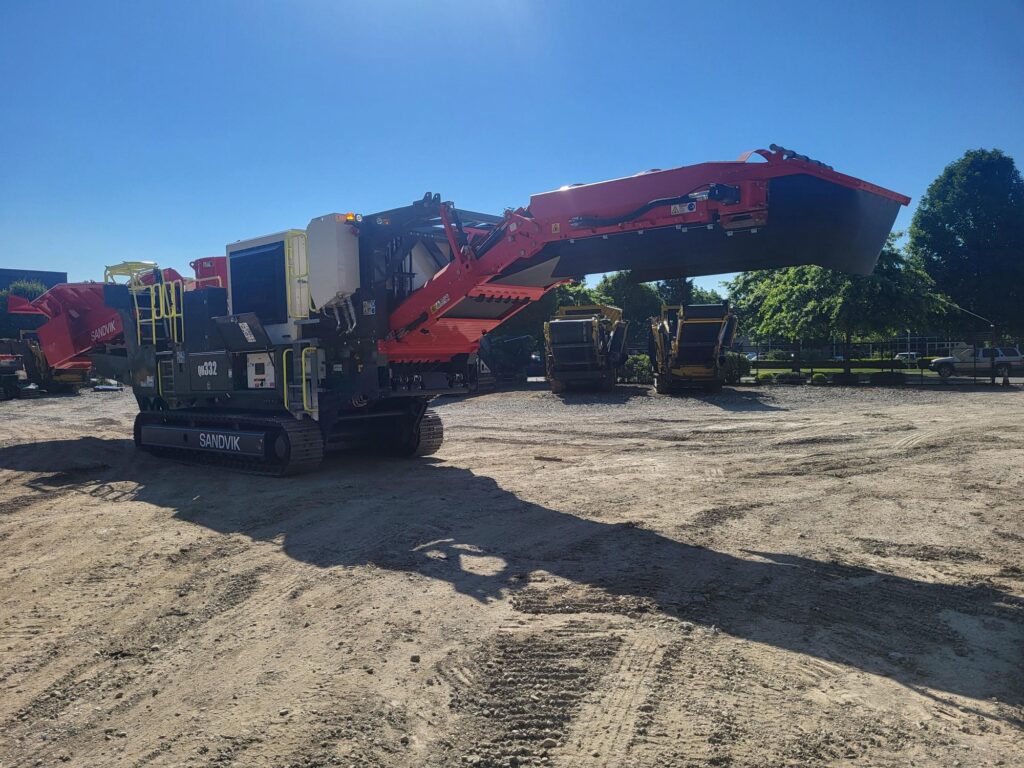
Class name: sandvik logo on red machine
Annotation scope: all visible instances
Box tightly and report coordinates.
[90,320,119,342]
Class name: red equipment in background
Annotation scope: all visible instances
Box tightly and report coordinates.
[190,257,228,289]
[7,285,120,372]
[6,264,193,372]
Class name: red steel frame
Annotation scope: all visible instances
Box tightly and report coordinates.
[382,147,910,363]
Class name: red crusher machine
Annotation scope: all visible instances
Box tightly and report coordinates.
[81,145,908,474]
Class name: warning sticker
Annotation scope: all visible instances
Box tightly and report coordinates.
[430,294,451,314]
[670,201,697,216]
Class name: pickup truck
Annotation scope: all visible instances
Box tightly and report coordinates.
[929,346,1023,378]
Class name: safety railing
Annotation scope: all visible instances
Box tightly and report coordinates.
[282,348,293,410]
[130,289,144,344]
[282,346,318,415]
[156,358,174,397]
[130,276,222,347]
[301,346,318,414]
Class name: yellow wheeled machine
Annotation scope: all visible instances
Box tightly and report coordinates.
[649,303,737,393]
[544,304,629,393]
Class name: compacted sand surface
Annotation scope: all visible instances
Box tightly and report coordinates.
[0,385,1021,767]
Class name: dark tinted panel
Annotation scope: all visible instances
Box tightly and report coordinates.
[230,242,287,325]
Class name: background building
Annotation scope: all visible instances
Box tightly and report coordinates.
[0,268,67,291]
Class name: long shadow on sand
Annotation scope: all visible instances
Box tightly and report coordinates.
[1,436,1021,711]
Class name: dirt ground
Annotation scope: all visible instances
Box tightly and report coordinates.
[0,384,1021,767]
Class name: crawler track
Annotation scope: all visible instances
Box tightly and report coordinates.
[414,409,444,456]
[133,410,324,476]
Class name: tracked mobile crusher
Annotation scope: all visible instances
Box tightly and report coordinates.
[545,305,629,393]
[98,146,909,474]
[650,303,738,393]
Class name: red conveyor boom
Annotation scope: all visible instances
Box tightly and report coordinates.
[383,146,909,363]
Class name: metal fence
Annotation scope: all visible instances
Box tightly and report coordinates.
[737,335,1022,386]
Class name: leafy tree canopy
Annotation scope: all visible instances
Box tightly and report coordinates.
[726,235,939,364]
[653,278,723,307]
[593,271,662,344]
[0,279,48,339]
[909,148,1024,335]
[655,278,693,306]
[691,285,724,305]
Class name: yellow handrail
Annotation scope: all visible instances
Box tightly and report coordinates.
[104,261,159,286]
[281,348,293,410]
[301,346,317,413]
[147,285,160,344]
[166,281,182,343]
[130,288,143,345]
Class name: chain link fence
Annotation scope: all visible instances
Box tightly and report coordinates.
[736,335,1022,386]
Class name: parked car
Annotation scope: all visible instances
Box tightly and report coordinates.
[929,346,1022,378]
[894,352,920,364]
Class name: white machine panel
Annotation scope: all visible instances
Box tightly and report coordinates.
[246,353,276,389]
[306,214,361,310]
[410,241,450,290]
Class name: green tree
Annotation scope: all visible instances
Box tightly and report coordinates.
[593,271,663,345]
[554,280,599,307]
[655,277,693,306]
[0,279,48,339]
[909,149,1024,336]
[691,285,724,305]
[655,278,724,307]
[724,270,773,334]
[727,236,938,371]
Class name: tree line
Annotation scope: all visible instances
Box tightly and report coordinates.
[0,279,47,339]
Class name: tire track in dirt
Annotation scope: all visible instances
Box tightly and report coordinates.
[892,425,960,451]
[559,629,665,766]
[440,620,622,767]
[619,637,925,767]
[1,563,271,750]
[510,583,658,617]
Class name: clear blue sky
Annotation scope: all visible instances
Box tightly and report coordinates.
[2,1,1022,293]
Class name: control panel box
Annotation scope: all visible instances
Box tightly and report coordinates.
[247,352,276,389]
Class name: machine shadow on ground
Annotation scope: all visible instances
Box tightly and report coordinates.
[550,384,657,404]
[462,384,787,411]
[697,388,787,411]
[1,436,1021,714]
